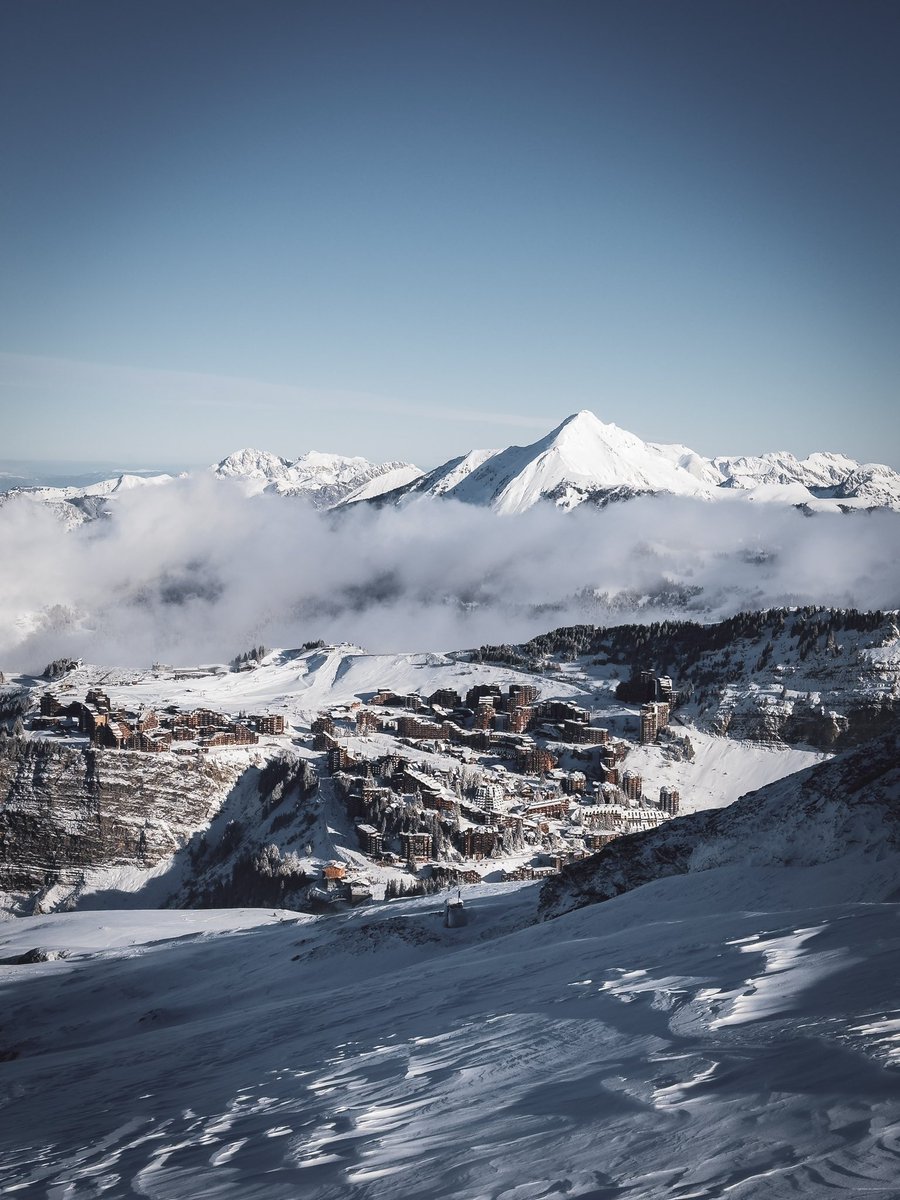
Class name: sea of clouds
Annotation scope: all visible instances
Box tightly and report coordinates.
[2,476,899,670]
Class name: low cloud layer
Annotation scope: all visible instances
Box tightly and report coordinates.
[2,477,899,670]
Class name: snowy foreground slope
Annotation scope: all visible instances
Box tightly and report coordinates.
[1,737,899,1199]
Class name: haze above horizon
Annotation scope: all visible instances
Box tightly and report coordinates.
[2,1,897,469]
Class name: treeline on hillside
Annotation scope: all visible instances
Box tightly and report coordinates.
[0,732,83,764]
[256,753,319,819]
[473,607,894,677]
[180,756,320,908]
[0,689,31,723]
[182,840,312,908]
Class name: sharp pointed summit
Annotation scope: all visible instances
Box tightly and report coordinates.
[371,408,715,514]
[359,409,900,514]
[545,408,618,439]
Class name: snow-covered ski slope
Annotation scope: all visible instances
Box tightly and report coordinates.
[51,644,589,720]
[2,817,898,1198]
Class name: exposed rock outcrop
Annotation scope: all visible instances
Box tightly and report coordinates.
[0,738,244,901]
[479,608,900,750]
[0,739,318,914]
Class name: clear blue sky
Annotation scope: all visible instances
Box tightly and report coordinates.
[2,0,898,469]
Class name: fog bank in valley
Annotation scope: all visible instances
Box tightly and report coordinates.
[2,476,899,670]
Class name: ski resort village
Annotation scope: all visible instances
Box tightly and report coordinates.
[9,655,685,906]
[7,602,895,915]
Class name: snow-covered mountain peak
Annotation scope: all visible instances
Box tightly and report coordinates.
[214,448,293,480]
[212,447,423,507]
[535,409,650,469]
[441,409,715,514]
[369,415,900,514]
[545,408,622,444]
[291,450,371,474]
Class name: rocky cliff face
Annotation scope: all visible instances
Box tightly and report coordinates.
[539,730,900,920]
[0,739,244,905]
[0,738,319,915]
[710,693,900,748]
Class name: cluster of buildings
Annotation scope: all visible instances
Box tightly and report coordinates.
[616,669,678,745]
[35,689,286,753]
[306,861,375,907]
[311,673,683,879]
[321,683,615,769]
[618,670,675,706]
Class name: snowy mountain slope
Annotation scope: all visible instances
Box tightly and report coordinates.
[540,729,900,919]
[0,471,176,528]
[2,748,899,1198]
[352,411,900,514]
[480,607,900,749]
[648,439,725,486]
[349,447,504,508]
[336,462,424,505]
[379,411,715,514]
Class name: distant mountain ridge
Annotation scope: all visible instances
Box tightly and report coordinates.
[0,471,178,529]
[213,448,423,508]
[358,409,900,514]
[4,409,899,523]
[713,450,861,491]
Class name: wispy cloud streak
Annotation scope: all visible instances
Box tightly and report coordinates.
[0,353,551,431]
